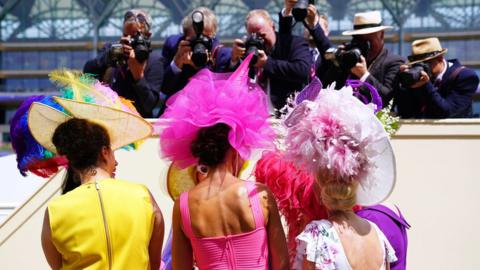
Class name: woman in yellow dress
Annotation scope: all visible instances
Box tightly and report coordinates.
[27,98,164,270]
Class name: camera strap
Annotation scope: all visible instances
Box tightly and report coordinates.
[437,65,465,89]
[211,44,224,69]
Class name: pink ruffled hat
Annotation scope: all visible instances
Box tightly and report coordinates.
[155,54,275,170]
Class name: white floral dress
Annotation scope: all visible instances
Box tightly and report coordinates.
[293,219,397,270]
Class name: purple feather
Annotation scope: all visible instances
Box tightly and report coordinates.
[295,77,322,104]
[345,79,383,112]
[10,96,65,176]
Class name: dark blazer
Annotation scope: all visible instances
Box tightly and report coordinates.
[83,44,164,118]
[223,32,311,109]
[160,34,232,97]
[264,33,311,109]
[396,59,479,118]
[278,13,329,79]
[307,23,333,79]
[319,47,405,107]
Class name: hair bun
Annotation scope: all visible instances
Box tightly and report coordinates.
[190,123,231,167]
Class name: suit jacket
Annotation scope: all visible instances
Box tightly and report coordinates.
[222,32,311,109]
[306,22,405,106]
[83,44,164,118]
[160,34,232,97]
[396,59,479,118]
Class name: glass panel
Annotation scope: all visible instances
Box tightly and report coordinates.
[2,52,23,70]
[71,51,91,69]
[4,79,24,92]
[23,51,40,70]
[39,51,56,69]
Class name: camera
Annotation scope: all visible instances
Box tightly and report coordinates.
[325,39,370,70]
[243,33,266,66]
[292,0,315,22]
[399,62,432,87]
[108,31,151,66]
[189,11,213,68]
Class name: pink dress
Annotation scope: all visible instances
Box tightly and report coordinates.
[179,181,269,270]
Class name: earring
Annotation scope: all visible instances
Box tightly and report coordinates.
[197,164,209,174]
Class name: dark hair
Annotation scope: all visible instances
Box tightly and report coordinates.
[52,118,111,194]
[190,123,231,167]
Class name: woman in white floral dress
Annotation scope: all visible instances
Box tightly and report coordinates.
[280,85,398,270]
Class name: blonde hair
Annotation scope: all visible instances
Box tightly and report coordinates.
[182,7,218,36]
[317,171,357,212]
[245,9,273,27]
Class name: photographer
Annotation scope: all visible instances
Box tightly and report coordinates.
[396,38,479,118]
[161,7,231,99]
[83,9,163,118]
[229,9,311,110]
[305,9,404,106]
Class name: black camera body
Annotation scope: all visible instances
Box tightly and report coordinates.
[292,0,315,22]
[243,33,266,66]
[325,40,370,71]
[190,11,213,68]
[399,62,433,87]
[108,31,151,67]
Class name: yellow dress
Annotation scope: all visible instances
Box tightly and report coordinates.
[48,179,154,270]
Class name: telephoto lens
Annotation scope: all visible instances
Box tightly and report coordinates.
[190,11,212,67]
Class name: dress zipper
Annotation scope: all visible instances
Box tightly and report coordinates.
[95,181,112,270]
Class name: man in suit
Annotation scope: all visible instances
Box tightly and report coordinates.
[161,7,231,100]
[228,9,311,110]
[300,9,405,107]
[278,2,329,79]
[83,9,163,118]
[396,37,479,118]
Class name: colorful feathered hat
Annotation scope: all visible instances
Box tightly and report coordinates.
[10,70,151,177]
[283,83,396,206]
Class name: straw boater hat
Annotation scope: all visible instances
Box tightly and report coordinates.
[407,37,448,65]
[28,97,152,154]
[342,10,392,36]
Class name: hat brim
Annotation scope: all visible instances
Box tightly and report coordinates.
[28,103,73,153]
[408,48,448,65]
[166,160,253,201]
[356,136,396,206]
[342,25,392,36]
[166,163,198,200]
[28,97,153,154]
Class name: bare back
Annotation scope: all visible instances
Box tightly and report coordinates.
[333,217,384,270]
[187,177,269,238]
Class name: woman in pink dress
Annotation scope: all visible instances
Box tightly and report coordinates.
[156,54,289,270]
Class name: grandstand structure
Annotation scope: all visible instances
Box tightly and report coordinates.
[0,0,479,142]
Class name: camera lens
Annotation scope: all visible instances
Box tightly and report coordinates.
[292,0,310,21]
[192,43,208,67]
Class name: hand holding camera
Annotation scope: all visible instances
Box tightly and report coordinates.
[399,64,431,88]
[292,0,315,22]
[325,40,370,72]
[305,4,318,29]
[231,39,246,65]
[173,40,194,69]
[284,0,298,16]
[108,31,151,67]
[350,55,368,78]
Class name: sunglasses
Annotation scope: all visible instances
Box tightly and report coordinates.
[124,11,149,27]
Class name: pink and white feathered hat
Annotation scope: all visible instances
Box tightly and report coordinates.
[283,84,396,206]
[156,54,275,169]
